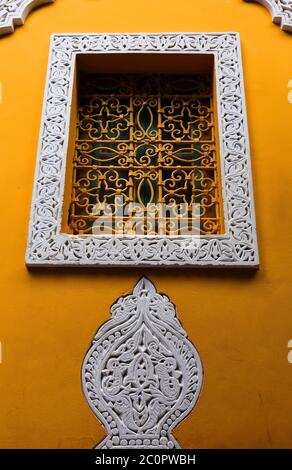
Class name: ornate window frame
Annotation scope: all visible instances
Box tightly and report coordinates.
[0,0,54,35]
[26,33,259,268]
[244,0,292,32]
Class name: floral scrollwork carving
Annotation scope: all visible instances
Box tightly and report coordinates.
[25,33,259,267]
[82,277,203,449]
[0,0,54,35]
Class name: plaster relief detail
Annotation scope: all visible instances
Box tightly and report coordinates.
[0,0,54,35]
[26,33,259,267]
[244,0,292,31]
[1,2,291,37]
[82,277,203,449]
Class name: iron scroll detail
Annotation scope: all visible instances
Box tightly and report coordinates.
[82,277,203,449]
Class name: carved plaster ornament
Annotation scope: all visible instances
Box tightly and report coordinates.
[244,0,292,31]
[26,33,259,267]
[0,0,54,35]
[82,277,203,449]
[0,2,291,37]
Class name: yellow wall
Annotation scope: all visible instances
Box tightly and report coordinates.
[0,0,292,448]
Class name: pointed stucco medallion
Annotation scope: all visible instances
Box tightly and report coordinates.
[244,0,292,32]
[0,0,54,35]
[82,277,203,449]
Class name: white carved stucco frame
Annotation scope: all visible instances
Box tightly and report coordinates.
[25,33,259,268]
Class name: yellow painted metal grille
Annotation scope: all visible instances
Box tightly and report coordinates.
[68,73,224,235]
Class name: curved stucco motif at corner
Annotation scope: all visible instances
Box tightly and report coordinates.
[244,0,292,31]
[0,1,291,37]
[0,0,54,35]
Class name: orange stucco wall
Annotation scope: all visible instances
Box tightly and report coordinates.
[0,0,292,448]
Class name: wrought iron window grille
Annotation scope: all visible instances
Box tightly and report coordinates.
[69,72,224,237]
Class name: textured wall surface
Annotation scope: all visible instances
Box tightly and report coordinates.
[0,0,291,448]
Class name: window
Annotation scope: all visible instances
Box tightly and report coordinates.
[26,33,258,267]
[68,72,224,236]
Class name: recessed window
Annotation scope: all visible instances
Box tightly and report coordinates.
[65,59,224,237]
